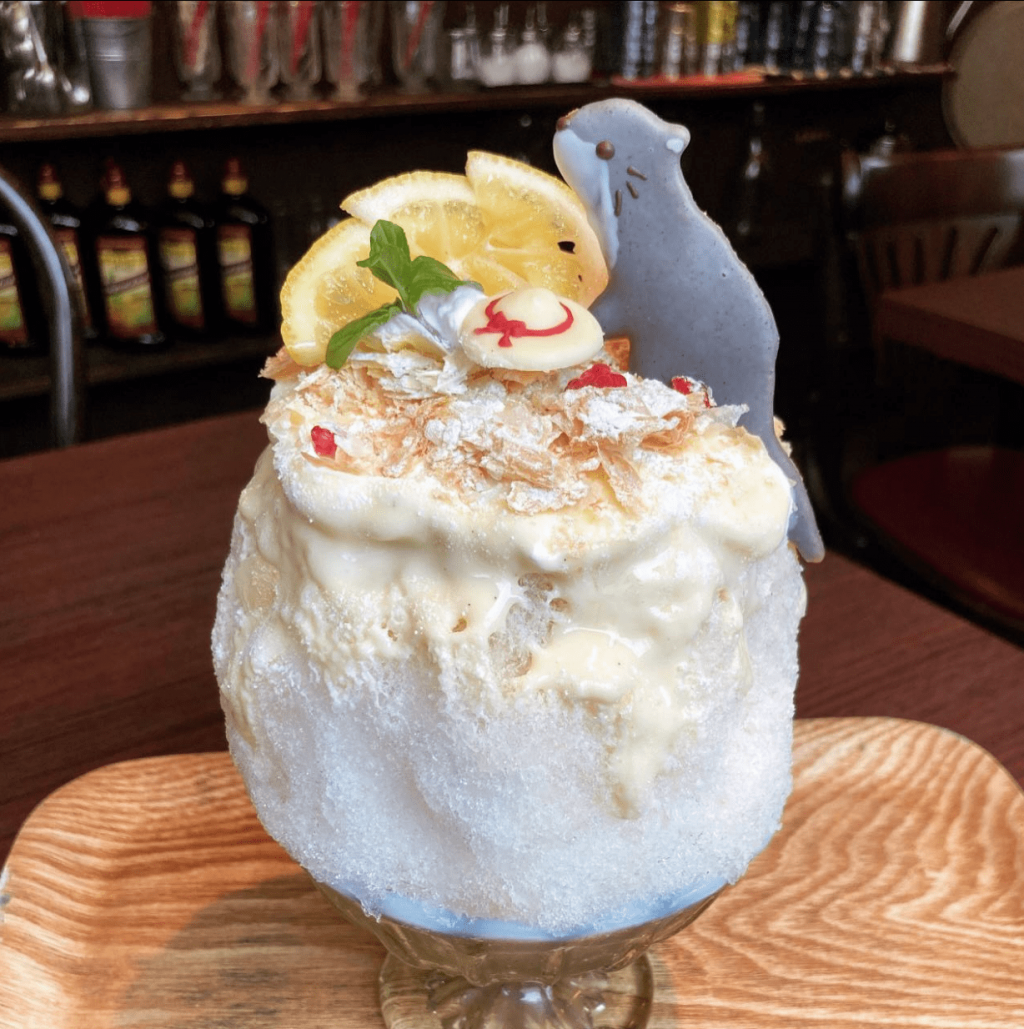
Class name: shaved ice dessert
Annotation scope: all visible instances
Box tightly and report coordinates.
[212,134,809,940]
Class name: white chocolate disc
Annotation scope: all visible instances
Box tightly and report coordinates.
[459,288,604,371]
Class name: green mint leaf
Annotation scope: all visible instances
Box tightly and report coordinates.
[405,255,474,309]
[322,221,480,368]
[325,302,403,368]
[355,220,476,312]
[356,221,414,308]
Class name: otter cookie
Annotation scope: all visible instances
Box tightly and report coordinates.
[554,99,823,562]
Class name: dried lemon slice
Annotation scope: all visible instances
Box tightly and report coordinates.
[279,153,607,366]
[279,219,394,365]
[461,151,607,305]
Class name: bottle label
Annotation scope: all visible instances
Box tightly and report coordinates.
[159,227,205,330]
[55,227,93,332]
[217,224,257,325]
[0,238,29,346]
[96,235,159,339]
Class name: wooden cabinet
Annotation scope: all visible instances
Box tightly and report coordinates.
[0,69,950,457]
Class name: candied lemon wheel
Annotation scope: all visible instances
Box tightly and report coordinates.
[279,153,607,366]
[461,151,607,304]
[279,219,396,364]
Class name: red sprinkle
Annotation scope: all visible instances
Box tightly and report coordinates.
[672,376,712,407]
[566,362,627,390]
[311,425,337,458]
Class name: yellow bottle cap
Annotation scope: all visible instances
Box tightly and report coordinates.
[222,157,248,196]
[103,160,131,206]
[168,160,195,199]
[37,163,63,201]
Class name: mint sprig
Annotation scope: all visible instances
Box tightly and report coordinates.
[325,220,477,369]
[326,302,403,368]
[356,220,414,304]
[404,256,468,308]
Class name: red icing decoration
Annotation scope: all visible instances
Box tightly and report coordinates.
[311,425,337,457]
[566,362,628,390]
[475,295,574,348]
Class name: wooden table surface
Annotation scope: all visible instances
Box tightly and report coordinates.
[4,721,1022,1028]
[875,264,1024,385]
[2,408,1024,870]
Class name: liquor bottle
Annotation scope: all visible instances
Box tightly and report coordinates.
[698,1,739,76]
[36,162,98,342]
[0,213,44,354]
[763,1,792,73]
[790,0,818,73]
[214,158,277,336]
[734,102,767,246]
[156,160,222,340]
[92,159,166,350]
[736,0,764,69]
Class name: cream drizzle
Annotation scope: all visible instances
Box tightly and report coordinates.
[227,392,797,815]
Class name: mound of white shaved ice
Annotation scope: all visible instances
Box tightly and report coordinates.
[213,355,806,938]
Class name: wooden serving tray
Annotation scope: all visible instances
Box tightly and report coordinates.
[2,718,1022,1028]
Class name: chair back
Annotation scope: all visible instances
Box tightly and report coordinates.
[822,146,1024,639]
[841,146,1024,312]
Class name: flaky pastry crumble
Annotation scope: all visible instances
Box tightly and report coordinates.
[260,344,759,517]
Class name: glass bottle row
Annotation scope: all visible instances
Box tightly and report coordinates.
[1,157,278,355]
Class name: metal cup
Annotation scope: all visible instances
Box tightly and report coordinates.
[2,0,68,114]
[389,0,444,93]
[81,13,152,110]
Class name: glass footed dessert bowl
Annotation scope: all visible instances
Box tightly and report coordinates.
[312,878,727,1029]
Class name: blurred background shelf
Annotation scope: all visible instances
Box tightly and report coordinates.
[0,59,954,460]
[1,0,967,462]
[0,66,952,142]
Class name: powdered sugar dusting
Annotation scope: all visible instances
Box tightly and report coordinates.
[263,346,741,515]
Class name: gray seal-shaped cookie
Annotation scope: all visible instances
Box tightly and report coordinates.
[554,99,824,563]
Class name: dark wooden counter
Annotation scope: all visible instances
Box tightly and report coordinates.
[2,410,1022,863]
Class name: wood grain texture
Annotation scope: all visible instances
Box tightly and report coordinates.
[656,718,1024,1028]
[796,557,1024,790]
[1,719,1021,1028]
